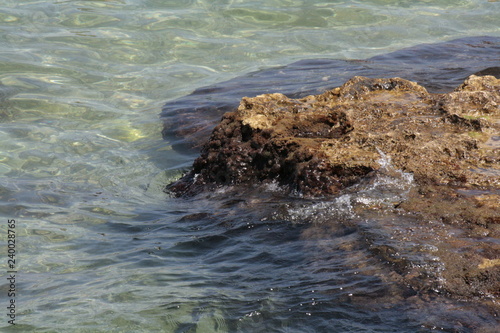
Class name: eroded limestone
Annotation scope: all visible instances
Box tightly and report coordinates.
[168,75,499,197]
[166,74,500,309]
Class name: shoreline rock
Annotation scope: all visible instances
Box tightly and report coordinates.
[166,74,499,313]
[167,75,499,197]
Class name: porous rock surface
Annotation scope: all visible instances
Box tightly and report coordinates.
[165,74,500,324]
[168,75,499,197]
[167,75,500,308]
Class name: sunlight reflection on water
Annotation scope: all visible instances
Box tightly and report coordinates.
[0,0,499,331]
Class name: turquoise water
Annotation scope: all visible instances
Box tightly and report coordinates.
[0,0,499,332]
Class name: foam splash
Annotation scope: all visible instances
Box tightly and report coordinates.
[284,149,415,223]
[350,148,415,207]
[285,195,355,224]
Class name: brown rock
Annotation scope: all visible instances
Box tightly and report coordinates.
[166,75,500,315]
[167,75,499,197]
[165,74,500,321]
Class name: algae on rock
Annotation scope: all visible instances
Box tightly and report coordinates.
[168,75,499,197]
[166,74,500,309]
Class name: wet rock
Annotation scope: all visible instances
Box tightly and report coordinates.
[168,75,499,198]
[167,74,500,310]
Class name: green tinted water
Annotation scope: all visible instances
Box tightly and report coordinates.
[0,0,499,331]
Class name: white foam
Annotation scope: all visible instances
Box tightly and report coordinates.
[351,148,415,207]
[283,149,415,223]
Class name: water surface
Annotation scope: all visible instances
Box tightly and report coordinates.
[0,0,499,332]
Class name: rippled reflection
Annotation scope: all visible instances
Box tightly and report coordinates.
[0,0,499,331]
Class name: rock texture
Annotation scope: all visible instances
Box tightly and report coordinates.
[165,73,500,322]
[167,74,500,311]
[168,75,499,197]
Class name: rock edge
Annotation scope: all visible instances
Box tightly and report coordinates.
[167,75,499,197]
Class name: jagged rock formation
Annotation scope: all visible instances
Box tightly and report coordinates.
[166,74,500,313]
[167,75,499,197]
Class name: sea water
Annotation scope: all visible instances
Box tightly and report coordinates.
[0,0,499,332]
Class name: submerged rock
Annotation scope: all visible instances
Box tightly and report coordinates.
[166,74,500,319]
[165,68,500,325]
[168,75,499,198]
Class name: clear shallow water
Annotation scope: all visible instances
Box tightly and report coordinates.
[0,0,499,332]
